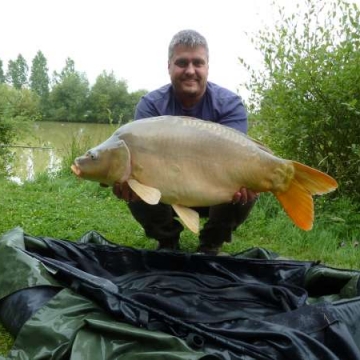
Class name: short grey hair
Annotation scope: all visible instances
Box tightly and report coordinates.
[168,29,209,61]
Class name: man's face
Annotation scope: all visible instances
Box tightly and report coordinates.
[168,45,209,101]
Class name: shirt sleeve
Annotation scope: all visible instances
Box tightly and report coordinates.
[218,95,248,134]
[134,97,160,120]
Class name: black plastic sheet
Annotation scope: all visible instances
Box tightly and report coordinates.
[1,228,360,359]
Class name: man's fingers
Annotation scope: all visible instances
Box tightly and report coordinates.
[122,184,132,202]
[112,183,123,199]
[111,182,140,203]
[232,192,242,204]
[250,192,260,202]
[232,188,260,205]
[240,188,248,204]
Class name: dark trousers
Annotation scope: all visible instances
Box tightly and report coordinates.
[128,199,256,247]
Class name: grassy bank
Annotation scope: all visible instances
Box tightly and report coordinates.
[0,174,359,355]
[1,174,359,266]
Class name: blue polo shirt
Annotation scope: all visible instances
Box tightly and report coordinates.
[134,82,248,134]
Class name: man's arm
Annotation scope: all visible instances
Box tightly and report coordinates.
[134,97,160,120]
[217,94,248,134]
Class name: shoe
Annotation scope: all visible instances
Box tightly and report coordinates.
[156,238,180,252]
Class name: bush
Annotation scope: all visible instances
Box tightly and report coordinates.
[241,0,360,201]
[0,84,40,176]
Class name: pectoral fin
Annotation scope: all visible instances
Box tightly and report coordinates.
[172,204,200,234]
[127,178,161,205]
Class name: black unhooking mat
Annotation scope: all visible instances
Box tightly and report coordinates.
[1,227,360,359]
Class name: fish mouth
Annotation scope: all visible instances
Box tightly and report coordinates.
[71,163,82,177]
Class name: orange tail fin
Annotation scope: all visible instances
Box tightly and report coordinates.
[273,162,338,231]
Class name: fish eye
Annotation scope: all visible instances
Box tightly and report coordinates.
[87,151,97,160]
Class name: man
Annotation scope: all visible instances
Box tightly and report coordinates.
[113,29,258,255]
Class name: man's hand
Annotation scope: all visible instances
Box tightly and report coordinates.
[232,187,259,205]
[100,182,140,202]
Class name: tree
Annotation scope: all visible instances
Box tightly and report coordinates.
[0,59,5,84]
[48,58,89,122]
[6,54,29,89]
[30,51,50,99]
[126,89,148,120]
[87,71,140,124]
[239,0,360,201]
[30,51,50,117]
[52,57,75,85]
[0,84,40,176]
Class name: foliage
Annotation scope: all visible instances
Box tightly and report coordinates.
[1,53,148,125]
[0,84,40,175]
[6,54,29,89]
[127,89,148,119]
[58,57,76,80]
[30,50,50,114]
[59,131,107,177]
[0,322,12,357]
[86,71,147,124]
[0,60,5,84]
[240,0,360,201]
[44,58,146,123]
[87,71,131,124]
[48,58,90,122]
[0,174,359,268]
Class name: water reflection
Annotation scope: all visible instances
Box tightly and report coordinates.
[25,148,35,181]
[8,122,115,184]
[48,148,61,175]
[8,147,60,184]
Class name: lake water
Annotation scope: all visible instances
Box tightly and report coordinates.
[7,122,116,183]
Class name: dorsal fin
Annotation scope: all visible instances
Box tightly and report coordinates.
[246,135,274,154]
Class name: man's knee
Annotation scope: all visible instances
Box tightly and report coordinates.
[127,198,258,254]
[128,201,183,242]
[208,197,257,230]
[197,197,258,254]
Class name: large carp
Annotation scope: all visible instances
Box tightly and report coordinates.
[71,116,338,233]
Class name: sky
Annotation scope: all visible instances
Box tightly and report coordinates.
[1,0,358,101]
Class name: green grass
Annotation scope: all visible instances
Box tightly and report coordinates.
[0,323,12,357]
[0,174,359,355]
